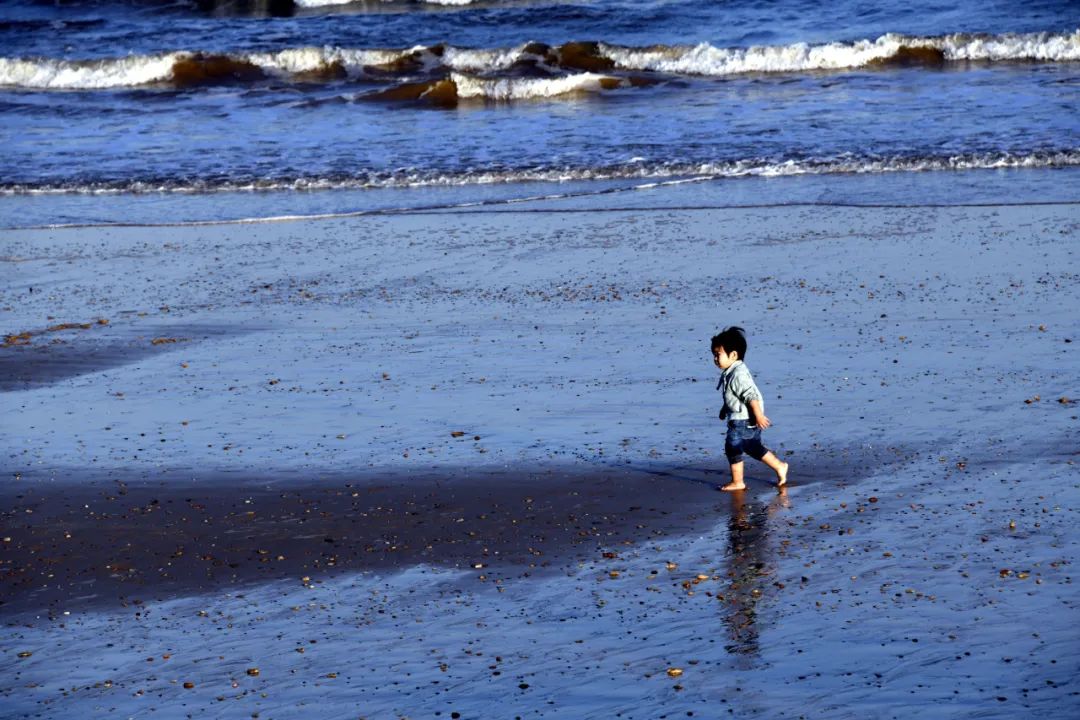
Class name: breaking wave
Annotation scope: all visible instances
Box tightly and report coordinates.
[453,71,625,99]
[1,29,1076,90]
[294,0,482,6]
[5,150,1078,195]
[359,71,645,104]
[600,29,1080,75]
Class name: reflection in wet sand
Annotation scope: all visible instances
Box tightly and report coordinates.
[722,490,789,662]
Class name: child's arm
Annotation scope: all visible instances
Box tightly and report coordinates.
[731,366,769,427]
[748,399,771,429]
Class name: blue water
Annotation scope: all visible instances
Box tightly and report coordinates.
[0,0,1077,227]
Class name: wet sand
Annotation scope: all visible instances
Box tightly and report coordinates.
[1,467,728,617]
[0,322,243,391]
[2,200,1078,717]
[0,442,906,619]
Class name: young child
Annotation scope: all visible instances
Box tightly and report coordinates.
[711,326,789,491]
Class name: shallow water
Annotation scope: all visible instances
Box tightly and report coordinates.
[5,165,1080,230]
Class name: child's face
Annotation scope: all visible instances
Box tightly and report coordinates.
[713,346,738,370]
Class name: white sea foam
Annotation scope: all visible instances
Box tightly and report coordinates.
[0,46,433,89]
[0,53,181,89]
[601,29,1080,75]
[452,71,620,100]
[294,0,479,5]
[5,151,1078,195]
[293,0,356,7]
[442,44,532,73]
[245,46,426,76]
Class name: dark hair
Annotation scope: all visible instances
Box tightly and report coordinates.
[710,326,747,360]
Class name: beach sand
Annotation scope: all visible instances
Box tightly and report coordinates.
[2,201,1078,717]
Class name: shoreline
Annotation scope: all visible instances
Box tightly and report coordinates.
[5,198,1078,232]
[4,164,1079,231]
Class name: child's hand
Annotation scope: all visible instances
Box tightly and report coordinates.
[748,400,771,429]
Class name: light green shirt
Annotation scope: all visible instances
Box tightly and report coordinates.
[717,360,763,421]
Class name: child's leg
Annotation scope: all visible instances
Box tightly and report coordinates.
[744,429,789,489]
[758,451,789,488]
[720,461,746,491]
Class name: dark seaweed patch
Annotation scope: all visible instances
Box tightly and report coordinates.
[365,78,459,107]
[869,45,947,68]
[557,41,616,73]
[170,53,266,87]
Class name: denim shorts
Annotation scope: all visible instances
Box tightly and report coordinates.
[725,419,769,464]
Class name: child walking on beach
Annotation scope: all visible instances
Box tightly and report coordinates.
[712,326,789,492]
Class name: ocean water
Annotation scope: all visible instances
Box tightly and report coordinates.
[0,0,1077,227]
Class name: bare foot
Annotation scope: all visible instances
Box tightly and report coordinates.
[776,461,789,489]
[719,481,746,492]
